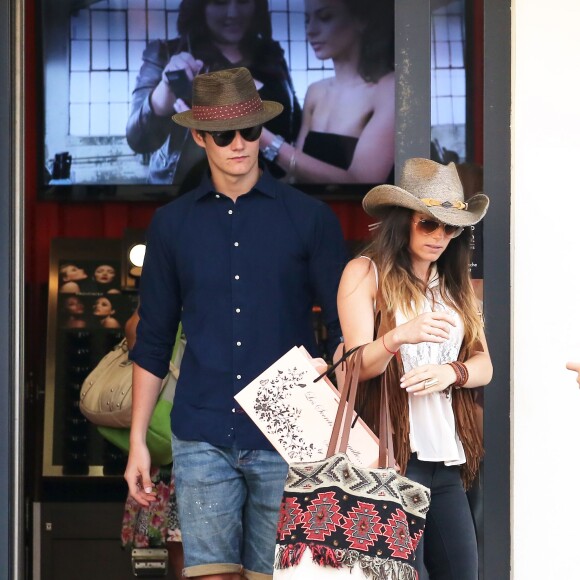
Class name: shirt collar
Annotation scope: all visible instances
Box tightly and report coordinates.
[191,164,279,202]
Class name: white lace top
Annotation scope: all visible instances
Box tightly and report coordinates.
[362,257,465,466]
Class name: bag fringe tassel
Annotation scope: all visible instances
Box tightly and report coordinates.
[276,543,308,568]
[310,544,341,568]
[275,543,418,580]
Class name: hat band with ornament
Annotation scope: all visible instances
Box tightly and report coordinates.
[362,158,489,228]
[421,198,468,210]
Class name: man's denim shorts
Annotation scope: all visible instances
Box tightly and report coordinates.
[172,436,288,579]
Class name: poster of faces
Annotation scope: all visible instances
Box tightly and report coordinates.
[57,260,132,330]
[45,240,138,476]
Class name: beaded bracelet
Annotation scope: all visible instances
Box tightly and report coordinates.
[381,334,398,356]
[448,361,469,388]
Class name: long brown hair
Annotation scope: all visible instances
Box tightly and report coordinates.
[343,0,395,82]
[362,206,483,351]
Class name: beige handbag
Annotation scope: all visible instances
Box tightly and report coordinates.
[79,339,136,428]
[80,332,182,427]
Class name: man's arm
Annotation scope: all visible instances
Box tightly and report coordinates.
[124,363,164,507]
[308,203,348,354]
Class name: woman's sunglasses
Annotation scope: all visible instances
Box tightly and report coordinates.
[205,125,263,147]
[413,218,464,238]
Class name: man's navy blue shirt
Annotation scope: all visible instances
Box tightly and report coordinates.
[131,169,347,450]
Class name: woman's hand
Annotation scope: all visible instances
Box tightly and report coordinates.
[393,312,456,348]
[173,99,190,114]
[162,52,205,84]
[400,363,457,396]
[150,52,205,117]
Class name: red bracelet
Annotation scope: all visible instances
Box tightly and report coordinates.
[382,334,398,356]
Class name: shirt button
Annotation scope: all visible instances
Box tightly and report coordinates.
[236,341,242,346]
[235,308,241,313]
[234,275,240,280]
[215,194,220,199]
[231,408,236,413]
[228,209,233,215]
[234,242,239,247]
[237,374,242,380]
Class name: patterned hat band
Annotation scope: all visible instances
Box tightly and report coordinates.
[420,198,468,210]
[172,67,283,131]
[190,95,263,122]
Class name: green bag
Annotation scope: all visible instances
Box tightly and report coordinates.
[98,334,185,466]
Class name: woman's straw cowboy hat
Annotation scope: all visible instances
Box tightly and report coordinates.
[363,158,490,227]
[172,67,283,131]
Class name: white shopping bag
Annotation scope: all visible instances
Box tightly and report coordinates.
[235,346,379,467]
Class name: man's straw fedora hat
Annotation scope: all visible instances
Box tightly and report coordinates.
[172,67,283,132]
[363,158,490,227]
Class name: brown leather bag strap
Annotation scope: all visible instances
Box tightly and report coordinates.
[326,346,363,457]
[337,347,364,455]
[379,372,396,469]
[326,345,395,469]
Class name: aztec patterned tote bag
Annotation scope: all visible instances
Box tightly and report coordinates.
[273,346,431,580]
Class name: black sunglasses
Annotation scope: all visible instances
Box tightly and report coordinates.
[205,125,263,147]
[413,218,464,238]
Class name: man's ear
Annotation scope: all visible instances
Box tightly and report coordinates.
[191,129,206,148]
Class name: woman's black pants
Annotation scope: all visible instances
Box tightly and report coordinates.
[405,454,478,580]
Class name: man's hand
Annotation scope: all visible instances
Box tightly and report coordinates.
[124,442,157,507]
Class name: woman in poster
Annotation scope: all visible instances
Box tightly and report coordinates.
[259,0,395,185]
[60,295,87,329]
[337,158,492,578]
[126,0,301,186]
[93,264,121,295]
[92,296,122,329]
[59,263,97,294]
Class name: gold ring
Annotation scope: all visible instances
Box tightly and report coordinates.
[424,378,439,389]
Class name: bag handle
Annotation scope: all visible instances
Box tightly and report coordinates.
[326,344,395,469]
[326,345,363,459]
[379,372,396,469]
[313,344,361,385]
